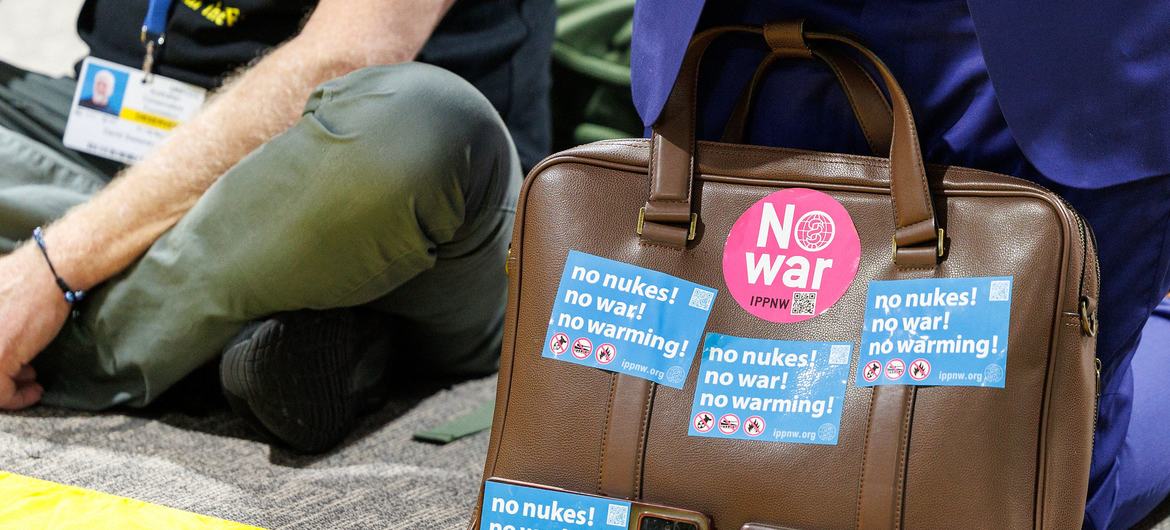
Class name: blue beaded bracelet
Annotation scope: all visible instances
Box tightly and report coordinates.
[32,227,85,306]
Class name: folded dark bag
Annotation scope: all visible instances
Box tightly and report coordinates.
[472,22,1099,530]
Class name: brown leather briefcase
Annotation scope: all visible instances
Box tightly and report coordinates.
[473,22,1099,530]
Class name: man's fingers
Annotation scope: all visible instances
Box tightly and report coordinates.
[14,364,36,383]
[0,380,43,410]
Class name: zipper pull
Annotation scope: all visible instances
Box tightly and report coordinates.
[1079,296,1098,336]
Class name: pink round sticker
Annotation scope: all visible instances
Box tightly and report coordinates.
[722,188,861,323]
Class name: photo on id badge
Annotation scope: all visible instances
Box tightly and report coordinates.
[78,64,129,117]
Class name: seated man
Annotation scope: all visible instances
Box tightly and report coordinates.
[0,0,554,452]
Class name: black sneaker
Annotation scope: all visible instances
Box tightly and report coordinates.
[219,308,390,453]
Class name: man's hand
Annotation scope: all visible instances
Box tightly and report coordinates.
[0,246,70,409]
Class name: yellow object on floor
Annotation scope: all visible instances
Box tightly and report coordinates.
[0,471,262,529]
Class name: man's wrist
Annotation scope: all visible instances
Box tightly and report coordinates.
[20,233,87,308]
[31,227,87,304]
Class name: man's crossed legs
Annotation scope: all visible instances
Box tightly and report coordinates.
[0,63,520,450]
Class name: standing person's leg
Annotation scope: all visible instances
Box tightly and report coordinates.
[32,63,521,411]
[1104,298,1170,530]
[1038,174,1170,529]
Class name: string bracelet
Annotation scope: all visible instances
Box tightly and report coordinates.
[31,227,85,306]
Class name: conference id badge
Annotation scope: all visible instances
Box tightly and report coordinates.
[63,57,206,164]
[856,277,1014,388]
[481,479,710,530]
[542,251,718,388]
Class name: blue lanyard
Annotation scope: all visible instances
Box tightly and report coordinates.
[140,0,174,78]
[141,0,173,42]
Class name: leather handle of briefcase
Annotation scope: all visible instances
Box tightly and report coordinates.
[643,21,941,268]
[721,45,893,155]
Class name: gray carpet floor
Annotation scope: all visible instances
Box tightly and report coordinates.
[0,376,496,529]
[1,372,1167,529]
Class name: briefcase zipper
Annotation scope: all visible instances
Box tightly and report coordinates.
[1067,207,1101,433]
[1094,357,1102,423]
[1053,200,1102,441]
[1057,200,1102,456]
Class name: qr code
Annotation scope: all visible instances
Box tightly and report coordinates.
[606,503,630,526]
[989,280,1011,302]
[689,288,715,311]
[829,344,852,365]
[790,292,817,315]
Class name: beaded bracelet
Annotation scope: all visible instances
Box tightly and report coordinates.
[31,227,85,306]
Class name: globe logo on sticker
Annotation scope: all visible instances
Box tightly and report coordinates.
[722,188,861,323]
[794,211,835,252]
[983,364,1004,385]
[665,366,685,385]
[818,423,837,442]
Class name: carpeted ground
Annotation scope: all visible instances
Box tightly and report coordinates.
[0,375,495,529]
[2,371,1167,529]
[0,363,1168,530]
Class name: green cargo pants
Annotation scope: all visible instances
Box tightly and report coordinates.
[0,62,521,409]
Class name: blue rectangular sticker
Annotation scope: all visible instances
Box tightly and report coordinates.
[688,332,851,445]
[481,480,631,530]
[856,277,1013,388]
[543,251,718,388]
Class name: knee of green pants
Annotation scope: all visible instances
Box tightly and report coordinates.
[305,63,521,374]
[305,63,520,228]
[190,61,520,313]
